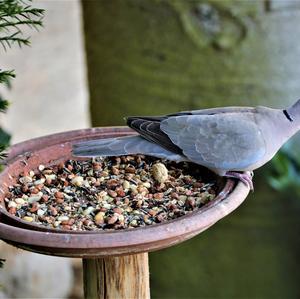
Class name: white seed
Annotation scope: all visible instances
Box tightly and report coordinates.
[14,198,25,205]
[64,206,72,211]
[142,182,151,188]
[122,180,130,190]
[151,163,168,183]
[130,219,138,226]
[64,194,73,200]
[8,201,17,208]
[23,216,33,222]
[57,215,69,222]
[38,165,45,171]
[45,174,57,180]
[83,206,95,216]
[83,180,91,188]
[94,211,105,224]
[29,171,35,178]
[103,203,112,209]
[34,178,45,185]
[97,191,107,201]
[54,221,61,227]
[87,170,94,176]
[28,195,42,203]
[118,214,124,222]
[71,176,84,187]
[19,176,32,184]
[37,209,45,216]
[178,195,187,203]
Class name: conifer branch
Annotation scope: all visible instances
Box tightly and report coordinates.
[0,0,44,50]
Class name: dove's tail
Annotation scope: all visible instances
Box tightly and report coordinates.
[72,135,186,161]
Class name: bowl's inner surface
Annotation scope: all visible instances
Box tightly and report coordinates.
[1,153,223,233]
[0,130,227,234]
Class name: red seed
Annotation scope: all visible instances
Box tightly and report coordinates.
[149,209,157,216]
[45,178,52,185]
[30,187,39,194]
[168,204,177,210]
[55,197,64,204]
[41,194,49,203]
[62,225,71,230]
[193,182,203,188]
[108,190,117,198]
[153,193,164,200]
[107,215,118,225]
[156,214,166,222]
[29,203,39,213]
[125,166,135,173]
[8,207,16,215]
[58,162,65,170]
[83,219,93,226]
[68,219,75,225]
[54,191,64,199]
[112,166,119,175]
[21,185,29,193]
[36,184,44,191]
[50,206,58,216]
[113,208,122,214]
[93,163,102,171]
[116,187,125,197]
[186,197,195,208]
[170,192,179,199]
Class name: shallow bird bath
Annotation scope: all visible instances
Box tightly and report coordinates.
[0,127,250,299]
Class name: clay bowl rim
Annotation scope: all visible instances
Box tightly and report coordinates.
[0,127,250,255]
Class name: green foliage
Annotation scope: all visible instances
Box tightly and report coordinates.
[0,0,44,158]
[0,0,44,50]
[0,0,44,275]
[269,144,300,196]
[0,69,15,86]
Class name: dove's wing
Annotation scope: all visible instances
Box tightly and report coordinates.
[168,106,254,116]
[73,135,186,161]
[127,107,256,152]
[160,113,266,171]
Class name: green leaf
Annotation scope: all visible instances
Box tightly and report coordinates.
[0,69,15,86]
[269,145,300,194]
[0,97,9,112]
[0,127,11,146]
[0,0,44,50]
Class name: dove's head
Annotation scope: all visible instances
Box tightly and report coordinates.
[285,99,300,122]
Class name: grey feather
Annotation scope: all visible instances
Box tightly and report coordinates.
[73,99,300,179]
[73,135,185,161]
[160,113,265,171]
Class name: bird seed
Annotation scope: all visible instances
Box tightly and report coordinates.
[4,155,217,231]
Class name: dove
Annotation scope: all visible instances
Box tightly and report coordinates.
[72,99,300,190]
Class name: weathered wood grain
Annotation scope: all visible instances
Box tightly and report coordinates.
[83,253,150,299]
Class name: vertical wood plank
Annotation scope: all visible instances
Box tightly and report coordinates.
[83,253,150,299]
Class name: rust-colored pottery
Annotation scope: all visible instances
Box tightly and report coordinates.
[0,127,249,258]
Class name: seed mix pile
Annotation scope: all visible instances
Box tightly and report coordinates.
[4,155,217,231]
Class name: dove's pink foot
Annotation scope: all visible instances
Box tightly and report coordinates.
[225,171,254,191]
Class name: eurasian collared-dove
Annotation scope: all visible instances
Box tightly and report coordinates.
[73,100,300,190]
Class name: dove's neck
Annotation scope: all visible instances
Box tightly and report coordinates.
[283,100,300,138]
[257,105,300,150]
[286,99,300,124]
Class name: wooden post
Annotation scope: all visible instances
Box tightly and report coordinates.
[82,253,150,299]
